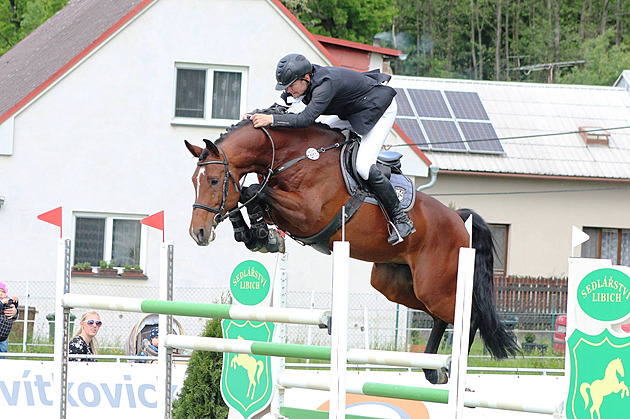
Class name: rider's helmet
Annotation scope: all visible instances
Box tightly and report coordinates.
[275,53,313,91]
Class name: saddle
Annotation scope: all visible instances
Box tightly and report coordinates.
[291,133,415,255]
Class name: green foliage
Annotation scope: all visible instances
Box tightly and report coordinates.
[172,317,228,419]
[73,262,91,270]
[0,0,70,55]
[557,30,630,86]
[524,332,536,343]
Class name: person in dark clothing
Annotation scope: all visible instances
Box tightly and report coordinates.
[249,53,415,244]
[0,282,18,355]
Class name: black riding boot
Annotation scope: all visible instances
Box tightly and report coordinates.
[367,164,416,245]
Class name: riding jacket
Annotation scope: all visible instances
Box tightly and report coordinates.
[271,65,397,135]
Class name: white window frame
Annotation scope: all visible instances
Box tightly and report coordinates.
[72,212,148,270]
[171,63,248,127]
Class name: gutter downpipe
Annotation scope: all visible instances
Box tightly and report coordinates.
[416,165,439,191]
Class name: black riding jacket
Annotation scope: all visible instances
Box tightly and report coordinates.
[272,65,396,135]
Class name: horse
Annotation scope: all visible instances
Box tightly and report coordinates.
[185,119,520,384]
[580,357,629,419]
[231,337,265,399]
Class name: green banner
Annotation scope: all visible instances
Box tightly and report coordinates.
[230,260,271,306]
[566,329,630,419]
[577,268,630,322]
[221,320,274,419]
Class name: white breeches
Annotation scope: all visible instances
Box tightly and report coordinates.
[321,99,397,180]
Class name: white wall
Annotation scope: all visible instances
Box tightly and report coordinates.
[0,0,376,298]
[428,173,630,277]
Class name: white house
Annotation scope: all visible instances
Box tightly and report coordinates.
[388,76,630,277]
[0,0,419,346]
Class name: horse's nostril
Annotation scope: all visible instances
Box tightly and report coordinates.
[197,229,205,241]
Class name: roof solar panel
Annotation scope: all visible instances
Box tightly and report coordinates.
[445,91,489,120]
[395,118,428,147]
[394,89,415,117]
[408,89,451,118]
[421,120,466,151]
[459,122,504,153]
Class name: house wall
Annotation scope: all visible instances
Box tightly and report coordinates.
[0,0,378,297]
[428,172,630,277]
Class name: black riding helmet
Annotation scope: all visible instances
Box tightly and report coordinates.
[275,53,313,91]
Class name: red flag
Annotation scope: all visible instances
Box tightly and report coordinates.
[141,211,165,241]
[37,207,63,238]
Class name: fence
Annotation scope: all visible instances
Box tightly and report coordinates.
[6,275,569,353]
[494,275,568,330]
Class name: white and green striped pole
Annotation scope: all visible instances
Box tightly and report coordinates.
[164,335,450,369]
[61,294,331,327]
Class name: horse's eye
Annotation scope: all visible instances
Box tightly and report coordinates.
[210,178,219,186]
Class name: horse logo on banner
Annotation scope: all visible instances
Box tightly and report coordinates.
[567,265,630,419]
[221,320,274,419]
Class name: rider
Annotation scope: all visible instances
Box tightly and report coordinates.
[249,53,415,245]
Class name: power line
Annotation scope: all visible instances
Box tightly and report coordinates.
[429,186,630,197]
[388,125,630,148]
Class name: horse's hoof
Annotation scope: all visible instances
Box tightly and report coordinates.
[423,368,449,385]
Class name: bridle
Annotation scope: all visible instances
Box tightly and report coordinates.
[192,127,276,224]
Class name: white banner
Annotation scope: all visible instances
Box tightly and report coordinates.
[0,360,186,418]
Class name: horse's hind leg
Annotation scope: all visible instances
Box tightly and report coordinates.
[370,263,447,384]
[424,317,449,384]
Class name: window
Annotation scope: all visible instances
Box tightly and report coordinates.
[173,64,247,125]
[73,213,146,269]
[581,227,630,266]
[489,224,509,274]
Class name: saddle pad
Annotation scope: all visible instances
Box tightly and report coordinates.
[340,143,415,211]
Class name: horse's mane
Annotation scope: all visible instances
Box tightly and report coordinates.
[214,105,339,146]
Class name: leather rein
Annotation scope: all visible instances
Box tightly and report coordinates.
[192,126,350,225]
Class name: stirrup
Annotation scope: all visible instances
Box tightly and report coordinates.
[387,222,404,245]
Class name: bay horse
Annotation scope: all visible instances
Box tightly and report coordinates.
[185,119,519,384]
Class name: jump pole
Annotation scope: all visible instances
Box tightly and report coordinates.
[61,294,331,326]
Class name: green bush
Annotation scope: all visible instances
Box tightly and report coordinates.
[172,317,228,419]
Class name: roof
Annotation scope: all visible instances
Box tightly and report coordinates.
[313,34,401,57]
[389,75,630,180]
[0,0,154,125]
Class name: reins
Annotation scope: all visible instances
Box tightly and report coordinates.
[192,125,351,224]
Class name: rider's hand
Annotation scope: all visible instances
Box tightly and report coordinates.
[251,114,273,128]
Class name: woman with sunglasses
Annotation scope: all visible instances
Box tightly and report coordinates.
[69,311,101,362]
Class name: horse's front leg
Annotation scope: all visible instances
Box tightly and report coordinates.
[228,209,259,250]
[241,185,285,253]
[619,382,629,398]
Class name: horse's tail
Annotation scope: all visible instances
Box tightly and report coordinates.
[457,209,520,359]
[256,360,264,382]
[580,382,591,408]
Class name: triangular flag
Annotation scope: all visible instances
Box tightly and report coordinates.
[141,211,165,241]
[571,225,590,249]
[37,207,62,238]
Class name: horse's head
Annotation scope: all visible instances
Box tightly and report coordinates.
[185,138,241,246]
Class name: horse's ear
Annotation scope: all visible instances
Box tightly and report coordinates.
[184,140,203,158]
[203,139,221,158]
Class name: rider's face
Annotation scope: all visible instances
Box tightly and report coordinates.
[286,75,310,98]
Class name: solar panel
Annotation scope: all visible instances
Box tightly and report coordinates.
[421,120,467,151]
[394,89,415,117]
[445,91,489,120]
[407,89,451,118]
[459,122,504,153]
[395,118,428,148]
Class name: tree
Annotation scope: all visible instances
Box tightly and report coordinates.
[281,0,394,44]
[172,317,229,419]
[0,0,69,55]
[557,29,630,86]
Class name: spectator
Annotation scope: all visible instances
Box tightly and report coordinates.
[139,326,159,362]
[0,281,19,354]
[69,311,101,362]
